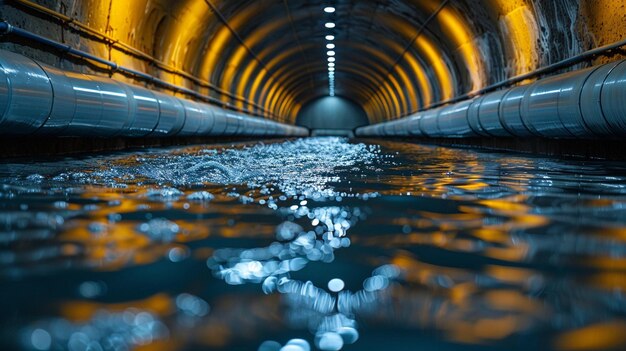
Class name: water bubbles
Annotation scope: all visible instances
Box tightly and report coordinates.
[363,275,389,292]
[24,308,169,351]
[30,328,51,350]
[276,222,304,241]
[26,174,45,182]
[240,195,255,204]
[176,293,210,317]
[285,339,310,351]
[340,238,350,247]
[88,222,107,234]
[262,276,278,294]
[78,281,106,298]
[53,201,69,209]
[107,213,122,223]
[337,327,359,344]
[289,257,308,271]
[137,219,180,242]
[328,279,345,292]
[258,340,282,351]
[145,187,183,201]
[429,274,454,289]
[315,332,343,351]
[167,247,189,262]
[186,191,215,202]
[372,264,401,279]
[67,332,92,351]
[7,138,390,350]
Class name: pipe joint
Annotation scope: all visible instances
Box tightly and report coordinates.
[0,21,13,35]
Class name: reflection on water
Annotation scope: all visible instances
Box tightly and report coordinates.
[2,137,626,350]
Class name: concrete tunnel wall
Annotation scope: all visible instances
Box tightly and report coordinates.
[1,0,626,130]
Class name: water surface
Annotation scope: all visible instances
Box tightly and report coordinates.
[1,137,626,351]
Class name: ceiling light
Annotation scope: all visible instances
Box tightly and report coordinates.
[326,43,335,49]
[327,50,335,56]
[324,7,336,13]
[328,63,335,67]
[328,57,336,62]
[325,22,335,28]
[325,35,335,41]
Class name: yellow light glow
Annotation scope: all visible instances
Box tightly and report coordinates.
[415,35,454,101]
[500,5,540,75]
[227,17,292,109]
[436,7,486,92]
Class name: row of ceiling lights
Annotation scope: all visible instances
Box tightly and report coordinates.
[324,6,336,96]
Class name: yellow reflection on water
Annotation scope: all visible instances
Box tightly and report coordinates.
[61,294,173,323]
[554,321,626,350]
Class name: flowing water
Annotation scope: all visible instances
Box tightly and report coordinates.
[1,137,626,351]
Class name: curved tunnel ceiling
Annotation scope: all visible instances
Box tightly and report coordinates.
[25,0,613,125]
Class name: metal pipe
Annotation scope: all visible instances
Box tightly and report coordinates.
[9,0,274,117]
[0,21,280,119]
[355,59,626,139]
[392,36,626,120]
[0,49,308,138]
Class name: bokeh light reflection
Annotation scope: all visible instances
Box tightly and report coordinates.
[1,138,626,350]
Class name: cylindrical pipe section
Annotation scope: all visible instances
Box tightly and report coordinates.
[467,96,489,137]
[419,107,443,137]
[33,62,76,136]
[499,86,533,137]
[599,60,626,135]
[357,59,626,140]
[122,85,160,137]
[438,100,475,137]
[383,120,396,136]
[151,92,185,136]
[0,50,53,134]
[476,90,512,137]
[407,114,423,136]
[579,61,621,137]
[521,68,596,137]
[0,49,307,138]
[86,76,132,136]
[393,119,410,136]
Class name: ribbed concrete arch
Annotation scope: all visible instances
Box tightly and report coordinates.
[2,0,624,128]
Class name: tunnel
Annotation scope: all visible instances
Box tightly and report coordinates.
[2,1,626,351]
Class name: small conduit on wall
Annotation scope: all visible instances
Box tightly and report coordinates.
[0,50,308,138]
[356,59,626,139]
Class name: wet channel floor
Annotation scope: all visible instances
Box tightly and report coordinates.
[1,137,626,351]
